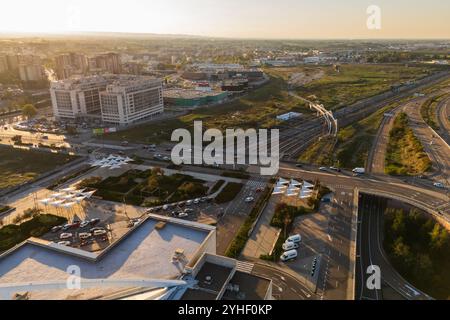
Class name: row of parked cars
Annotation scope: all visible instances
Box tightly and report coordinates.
[51,218,101,233]
[280,234,302,262]
[57,226,108,246]
[146,196,214,218]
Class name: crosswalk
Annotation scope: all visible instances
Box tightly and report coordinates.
[245,179,267,189]
[236,261,255,274]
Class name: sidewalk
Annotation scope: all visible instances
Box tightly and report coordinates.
[241,196,281,259]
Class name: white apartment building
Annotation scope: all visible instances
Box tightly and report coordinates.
[100,76,163,125]
[50,75,163,125]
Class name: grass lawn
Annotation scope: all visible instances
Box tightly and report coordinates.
[385,112,432,175]
[293,64,431,110]
[0,146,77,190]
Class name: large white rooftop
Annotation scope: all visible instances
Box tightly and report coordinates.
[0,216,214,300]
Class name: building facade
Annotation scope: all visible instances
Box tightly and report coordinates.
[50,75,163,125]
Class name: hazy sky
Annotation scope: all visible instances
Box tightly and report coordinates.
[1,0,449,39]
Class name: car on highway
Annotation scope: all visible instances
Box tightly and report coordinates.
[280,249,298,262]
[352,168,365,175]
[433,182,445,189]
[329,166,341,172]
[319,167,328,171]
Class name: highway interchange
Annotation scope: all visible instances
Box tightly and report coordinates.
[0,71,449,301]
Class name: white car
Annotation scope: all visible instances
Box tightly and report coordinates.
[178,212,189,218]
[57,241,71,246]
[79,232,92,240]
[245,197,255,203]
[433,182,445,189]
[193,198,200,204]
[80,220,90,228]
[93,229,107,236]
[59,233,73,240]
[186,200,193,206]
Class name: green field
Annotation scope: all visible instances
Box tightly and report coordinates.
[0,147,77,190]
[385,113,432,175]
[291,64,431,110]
[384,208,450,300]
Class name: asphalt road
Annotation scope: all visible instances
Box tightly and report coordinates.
[405,96,450,187]
[437,97,450,145]
[355,193,432,300]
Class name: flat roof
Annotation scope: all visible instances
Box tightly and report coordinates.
[195,262,233,292]
[222,271,271,300]
[163,89,226,99]
[0,217,212,300]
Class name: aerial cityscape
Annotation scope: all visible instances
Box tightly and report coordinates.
[0,0,449,306]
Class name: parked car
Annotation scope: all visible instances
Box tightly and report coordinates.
[93,229,107,236]
[62,223,72,231]
[89,218,100,225]
[178,212,189,218]
[186,200,193,206]
[286,234,302,244]
[90,227,105,233]
[59,233,73,240]
[80,220,90,228]
[57,241,71,246]
[282,241,299,251]
[193,198,200,204]
[280,249,298,262]
[51,226,63,233]
[184,208,194,214]
[245,197,255,203]
[79,233,92,240]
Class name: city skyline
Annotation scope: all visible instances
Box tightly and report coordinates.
[1,0,450,39]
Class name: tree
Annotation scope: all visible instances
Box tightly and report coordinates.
[21,104,37,119]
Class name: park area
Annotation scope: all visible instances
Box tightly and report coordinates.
[78,167,212,207]
[0,146,77,190]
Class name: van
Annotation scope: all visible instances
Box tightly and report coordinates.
[282,241,299,251]
[286,234,302,244]
[280,249,298,262]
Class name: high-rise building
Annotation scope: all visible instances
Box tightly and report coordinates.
[93,53,122,74]
[55,53,89,79]
[18,64,45,82]
[50,75,163,125]
[100,75,163,125]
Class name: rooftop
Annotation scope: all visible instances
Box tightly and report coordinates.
[163,89,226,99]
[0,216,214,300]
